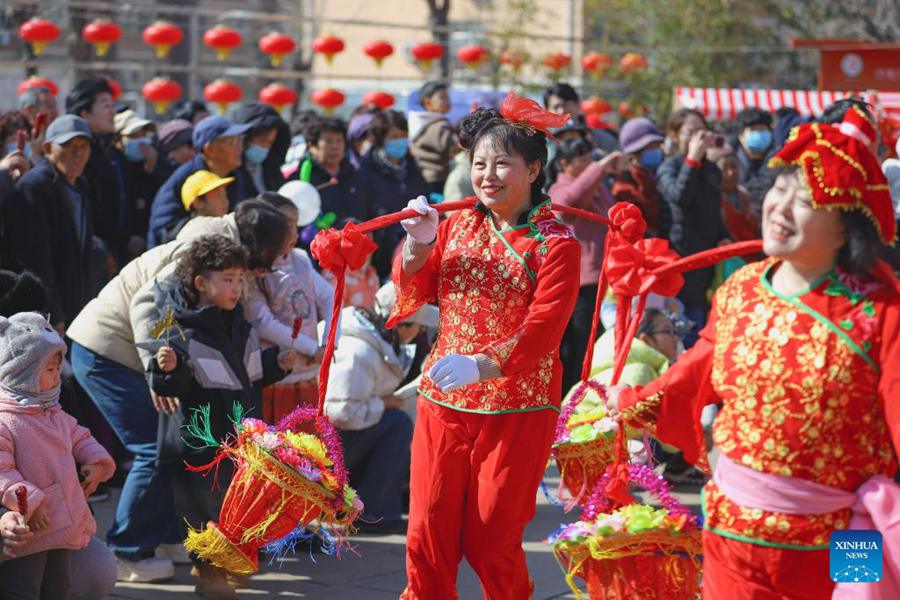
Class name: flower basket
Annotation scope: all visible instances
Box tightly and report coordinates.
[553,380,620,505]
[183,407,362,574]
[549,465,702,599]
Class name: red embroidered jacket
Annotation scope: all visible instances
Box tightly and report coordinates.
[620,258,900,548]
[389,199,581,414]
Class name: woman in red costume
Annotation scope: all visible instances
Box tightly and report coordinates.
[609,103,900,599]
[388,94,581,599]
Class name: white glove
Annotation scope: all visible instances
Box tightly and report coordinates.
[400,195,438,244]
[428,354,480,392]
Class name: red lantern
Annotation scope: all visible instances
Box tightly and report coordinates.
[582,52,613,79]
[259,83,298,112]
[312,35,345,64]
[142,77,182,114]
[581,97,612,116]
[500,48,529,75]
[363,40,394,67]
[618,101,633,119]
[203,25,243,61]
[204,80,243,113]
[105,78,123,101]
[142,21,183,59]
[18,18,60,56]
[620,52,648,74]
[82,19,122,57]
[542,53,572,76]
[411,42,444,71]
[585,113,614,130]
[362,91,395,110]
[310,88,345,114]
[259,32,296,67]
[17,76,58,97]
[457,44,489,71]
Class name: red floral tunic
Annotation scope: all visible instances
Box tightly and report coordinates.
[389,199,581,414]
[620,258,900,549]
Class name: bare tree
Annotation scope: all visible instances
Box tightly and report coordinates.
[425,0,451,78]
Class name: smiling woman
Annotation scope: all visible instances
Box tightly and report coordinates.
[388,93,581,599]
[607,103,900,599]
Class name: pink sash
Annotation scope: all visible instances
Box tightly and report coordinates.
[714,454,900,599]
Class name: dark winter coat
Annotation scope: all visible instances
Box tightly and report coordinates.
[358,150,429,278]
[656,155,729,308]
[303,155,371,224]
[8,159,96,325]
[147,279,285,465]
[82,135,132,261]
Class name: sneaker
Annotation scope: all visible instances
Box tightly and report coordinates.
[116,556,174,583]
[156,542,192,565]
[87,484,111,504]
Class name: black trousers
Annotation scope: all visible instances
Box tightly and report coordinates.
[0,549,70,600]
[560,284,602,393]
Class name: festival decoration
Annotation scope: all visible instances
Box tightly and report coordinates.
[105,78,123,101]
[312,35,345,64]
[203,25,243,61]
[362,90,395,109]
[586,114,614,130]
[259,32,296,67]
[310,88,345,114]
[500,48,529,77]
[17,76,58,96]
[582,52,613,79]
[542,52,572,78]
[549,465,702,599]
[363,40,394,67]
[81,19,122,57]
[258,83,297,112]
[457,44,490,70]
[619,52,648,74]
[142,21,183,59]
[204,80,243,113]
[142,78,183,114]
[182,408,363,574]
[18,18,60,56]
[581,97,612,116]
[410,42,444,71]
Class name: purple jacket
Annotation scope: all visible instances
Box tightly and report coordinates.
[550,162,614,287]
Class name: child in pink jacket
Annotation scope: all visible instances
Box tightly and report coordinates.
[0,312,115,599]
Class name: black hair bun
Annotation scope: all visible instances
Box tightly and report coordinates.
[458,108,501,151]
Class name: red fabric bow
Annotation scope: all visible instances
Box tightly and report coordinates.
[607,201,647,244]
[310,223,377,276]
[605,237,684,298]
[499,92,571,140]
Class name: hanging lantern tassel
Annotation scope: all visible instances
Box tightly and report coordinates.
[142,77,183,115]
[203,25,243,62]
[82,19,123,58]
[18,18,61,56]
[259,32,297,67]
[312,35,345,65]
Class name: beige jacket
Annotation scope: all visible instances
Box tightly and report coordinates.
[67,215,240,372]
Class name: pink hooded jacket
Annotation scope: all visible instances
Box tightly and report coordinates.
[0,395,115,557]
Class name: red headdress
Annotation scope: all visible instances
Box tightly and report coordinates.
[499,91,571,141]
[769,105,896,245]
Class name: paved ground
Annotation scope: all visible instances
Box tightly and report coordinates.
[100,467,702,599]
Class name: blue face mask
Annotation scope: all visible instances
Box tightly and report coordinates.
[244,144,269,166]
[639,147,664,170]
[5,143,32,158]
[384,138,409,160]
[124,138,151,163]
[745,129,772,153]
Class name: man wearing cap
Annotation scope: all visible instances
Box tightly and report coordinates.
[612,117,666,237]
[147,115,253,248]
[115,110,165,258]
[67,77,136,266]
[7,115,96,332]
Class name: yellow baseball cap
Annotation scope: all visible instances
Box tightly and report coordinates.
[181,170,234,211]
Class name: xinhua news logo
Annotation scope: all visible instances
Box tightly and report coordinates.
[830,530,882,584]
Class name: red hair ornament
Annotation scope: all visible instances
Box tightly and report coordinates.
[499,92,571,141]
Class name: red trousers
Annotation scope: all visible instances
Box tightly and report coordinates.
[702,529,834,599]
[402,398,557,600]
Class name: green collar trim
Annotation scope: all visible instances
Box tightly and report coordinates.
[488,216,537,283]
[760,264,877,372]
